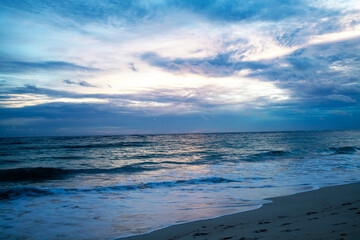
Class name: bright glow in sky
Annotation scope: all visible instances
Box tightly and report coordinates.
[0,0,359,136]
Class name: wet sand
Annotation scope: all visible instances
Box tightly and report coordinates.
[121,182,360,240]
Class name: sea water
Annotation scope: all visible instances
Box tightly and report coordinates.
[0,130,360,239]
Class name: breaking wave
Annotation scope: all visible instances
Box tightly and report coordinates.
[0,165,161,182]
[327,146,359,154]
[0,177,239,200]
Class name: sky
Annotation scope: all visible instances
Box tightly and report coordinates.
[0,0,360,137]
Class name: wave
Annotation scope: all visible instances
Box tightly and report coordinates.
[0,177,239,200]
[0,187,54,200]
[249,150,291,160]
[52,156,84,160]
[327,146,359,154]
[0,167,71,182]
[0,165,161,182]
[1,159,218,183]
[63,142,153,149]
[86,165,159,174]
[0,153,14,156]
[16,141,153,150]
[131,160,199,167]
[7,141,29,145]
[0,160,20,165]
[248,146,359,161]
[101,177,239,191]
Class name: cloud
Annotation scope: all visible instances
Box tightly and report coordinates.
[63,79,77,85]
[140,33,360,112]
[245,36,360,107]
[0,81,287,115]
[0,117,45,126]
[0,0,330,25]
[63,79,97,88]
[0,0,359,136]
[141,52,267,77]
[128,63,137,72]
[326,94,356,103]
[8,84,78,97]
[0,84,106,108]
[0,100,359,137]
[141,34,360,110]
[0,60,98,73]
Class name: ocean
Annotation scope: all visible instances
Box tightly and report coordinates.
[1,130,360,239]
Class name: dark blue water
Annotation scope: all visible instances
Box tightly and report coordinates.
[1,130,360,239]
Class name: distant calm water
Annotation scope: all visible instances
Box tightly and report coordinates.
[1,130,360,239]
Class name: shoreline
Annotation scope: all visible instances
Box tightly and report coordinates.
[120,182,360,240]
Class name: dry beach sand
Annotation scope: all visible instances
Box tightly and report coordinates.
[121,182,360,240]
